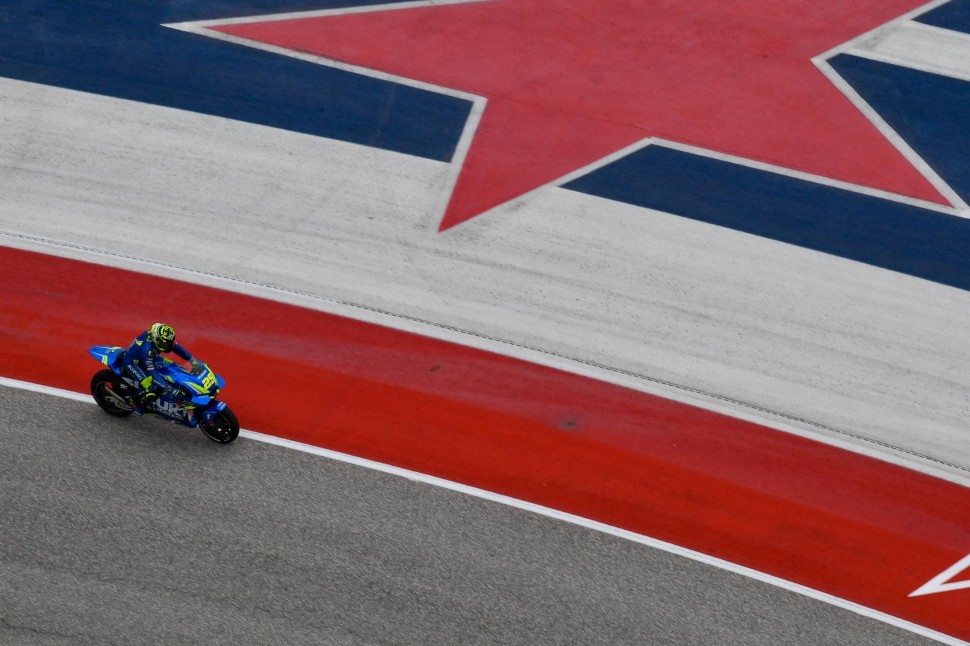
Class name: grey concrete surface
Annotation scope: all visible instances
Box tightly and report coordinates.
[0,385,940,645]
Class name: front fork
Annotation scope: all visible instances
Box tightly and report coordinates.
[197,400,227,429]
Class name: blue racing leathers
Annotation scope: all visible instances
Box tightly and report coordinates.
[122,330,194,397]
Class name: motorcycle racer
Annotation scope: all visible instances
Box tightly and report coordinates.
[123,322,196,414]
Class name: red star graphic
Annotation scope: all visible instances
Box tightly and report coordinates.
[216,0,945,230]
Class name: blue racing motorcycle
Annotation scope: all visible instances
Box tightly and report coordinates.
[89,345,239,443]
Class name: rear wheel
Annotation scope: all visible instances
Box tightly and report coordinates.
[90,369,134,417]
[200,407,239,444]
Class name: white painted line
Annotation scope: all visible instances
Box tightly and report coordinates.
[163,21,480,100]
[815,58,968,211]
[164,3,482,107]
[165,0,490,232]
[815,0,955,62]
[164,0,492,29]
[165,1,491,230]
[849,20,970,84]
[1,374,966,645]
[547,136,962,216]
[911,553,970,597]
[1,377,94,404]
[811,0,968,212]
[426,95,487,231]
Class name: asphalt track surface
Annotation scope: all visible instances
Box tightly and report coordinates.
[0,385,938,646]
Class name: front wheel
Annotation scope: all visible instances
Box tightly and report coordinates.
[200,407,239,444]
[91,369,134,417]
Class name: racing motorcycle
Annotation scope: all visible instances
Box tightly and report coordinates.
[88,345,239,443]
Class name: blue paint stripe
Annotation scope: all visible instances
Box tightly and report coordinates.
[916,0,970,35]
[829,54,970,204]
[563,145,970,292]
[0,1,470,162]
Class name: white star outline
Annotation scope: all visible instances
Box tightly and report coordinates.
[166,0,968,233]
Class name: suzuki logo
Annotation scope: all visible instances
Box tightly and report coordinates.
[155,399,186,419]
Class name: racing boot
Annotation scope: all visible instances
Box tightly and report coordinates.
[136,391,157,416]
